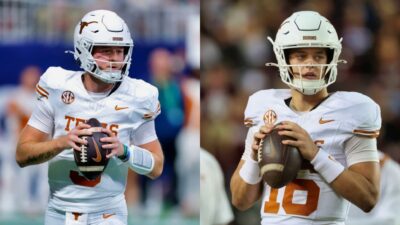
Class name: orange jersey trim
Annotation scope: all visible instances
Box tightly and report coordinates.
[36,84,49,99]
[352,129,380,138]
[36,84,49,95]
[244,118,254,127]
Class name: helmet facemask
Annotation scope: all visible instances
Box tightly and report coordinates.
[76,40,133,83]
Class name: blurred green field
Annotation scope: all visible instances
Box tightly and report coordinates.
[0,212,199,225]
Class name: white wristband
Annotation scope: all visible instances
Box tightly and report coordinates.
[239,159,262,184]
[127,145,155,175]
[311,149,345,183]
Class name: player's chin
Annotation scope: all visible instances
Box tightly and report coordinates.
[300,75,318,80]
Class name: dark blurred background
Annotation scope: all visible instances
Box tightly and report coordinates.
[0,0,199,225]
[201,0,400,224]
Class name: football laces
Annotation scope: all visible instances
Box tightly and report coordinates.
[257,138,264,163]
[80,136,88,163]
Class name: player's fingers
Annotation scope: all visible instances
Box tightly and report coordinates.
[70,142,82,151]
[279,124,309,141]
[76,123,91,129]
[282,139,298,146]
[252,143,260,152]
[259,125,273,134]
[280,120,296,126]
[70,127,92,137]
[278,130,299,139]
[100,128,114,137]
[253,136,260,147]
[70,135,88,145]
[275,123,292,131]
[100,136,116,143]
[254,131,266,140]
[253,137,265,150]
[278,121,301,131]
[102,143,119,149]
[75,129,93,136]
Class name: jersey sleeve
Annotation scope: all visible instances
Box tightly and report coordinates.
[344,135,379,166]
[28,68,56,134]
[243,92,263,127]
[130,121,158,146]
[242,91,274,160]
[28,98,54,134]
[241,93,262,162]
[241,126,257,161]
[351,100,381,138]
[146,91,161,121]
[134,81,161,122]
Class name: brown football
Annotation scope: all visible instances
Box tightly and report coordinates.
[258,128,302,188]
[74,118,111,180]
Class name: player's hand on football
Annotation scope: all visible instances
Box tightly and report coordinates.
[252,124,274,159]
[275,121,318,161]
[100,128,124,158]
[61,123,91,151]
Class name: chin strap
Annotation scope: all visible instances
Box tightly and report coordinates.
[292,79,325,95]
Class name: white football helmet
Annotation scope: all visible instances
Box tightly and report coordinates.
[73,10,133,83]
[267,11,345,95]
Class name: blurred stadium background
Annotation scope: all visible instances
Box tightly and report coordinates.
[0,0,199,225]
[201,0,400,224]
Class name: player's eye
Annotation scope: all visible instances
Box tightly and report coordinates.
[103,49,112,54]
[314,54,326,61]
[296,54,306,60]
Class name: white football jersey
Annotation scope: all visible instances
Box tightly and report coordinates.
[243,89,381,225]
[28,67,160,213]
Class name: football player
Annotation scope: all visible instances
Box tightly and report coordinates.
[230,11,381,225]
[15,10,164,225]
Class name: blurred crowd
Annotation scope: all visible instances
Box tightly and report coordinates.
[0,0,199,43]
[201,0,400,224]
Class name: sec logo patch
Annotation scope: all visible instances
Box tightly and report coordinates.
[61,90,75,104]
[263,109,277,126]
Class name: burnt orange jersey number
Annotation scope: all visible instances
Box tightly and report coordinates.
[264,179,320,216]
[70,170,101,187]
